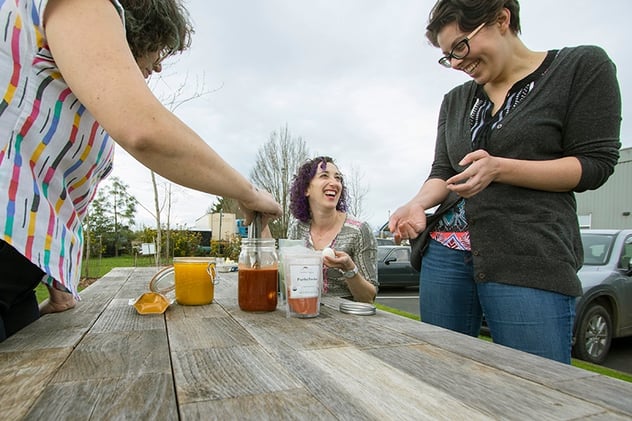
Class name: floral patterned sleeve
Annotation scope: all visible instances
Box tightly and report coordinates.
[355,221,379,287]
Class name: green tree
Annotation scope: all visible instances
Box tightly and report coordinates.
[136,226,208,259]
[86,177,137,257]
[170,229,204,257]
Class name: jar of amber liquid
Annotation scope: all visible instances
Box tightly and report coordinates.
[238,238,278,311]
[173,257,217,305]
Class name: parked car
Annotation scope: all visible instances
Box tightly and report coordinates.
[377,245,419,288]
[376,237,395,246]
[572,229,632,364]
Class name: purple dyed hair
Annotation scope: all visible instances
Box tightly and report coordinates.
[289,156,348,222]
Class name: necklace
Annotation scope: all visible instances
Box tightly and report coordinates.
[310,213,345,250]
[310,226,338,250]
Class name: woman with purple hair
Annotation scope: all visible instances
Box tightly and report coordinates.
[287,157,378,303]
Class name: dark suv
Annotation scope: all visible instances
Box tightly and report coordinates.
[377,245,419,288]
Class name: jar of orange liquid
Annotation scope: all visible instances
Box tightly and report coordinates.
[238,238,278,311]
[173,257,217,305]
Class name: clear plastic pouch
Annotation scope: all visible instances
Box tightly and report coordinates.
[281,246,322,318]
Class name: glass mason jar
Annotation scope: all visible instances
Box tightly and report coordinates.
[173,257,217,305]
[238,238,278,311]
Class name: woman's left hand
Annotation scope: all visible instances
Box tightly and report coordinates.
[445,150,499,198]
[323,250,355,272]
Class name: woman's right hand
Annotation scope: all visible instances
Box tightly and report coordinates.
[239,188,282,227]
[388,179,451,243]
[388,203,428,244]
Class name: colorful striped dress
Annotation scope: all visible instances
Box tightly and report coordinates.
[0,0,120,297]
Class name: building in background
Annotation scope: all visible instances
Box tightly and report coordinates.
[193,213,250,240]
[194,212,237,241]
[576,147,632,229]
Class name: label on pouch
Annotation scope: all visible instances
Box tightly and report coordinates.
[288,261,320,298]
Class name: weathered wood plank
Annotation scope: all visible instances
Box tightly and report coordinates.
[365,344,608,420]
[168,316,258,352]
[90,298,165,333]
[114,267,159,298]
[167,300,230,321]
[179,389,337,421]
[51,329,171,382]
[0,348,70,421]
[24,373,177,420]
[171,345,304,405]
[554,375,632,417]
[0,323,88,352]
[225,309,347,352]
[298,346,493,420]
[255,346,380,420]
[415,328,592,382]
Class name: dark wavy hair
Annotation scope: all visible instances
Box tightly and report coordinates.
[289,156,348,223]
[119,0,193,60]
[425,0,521,47]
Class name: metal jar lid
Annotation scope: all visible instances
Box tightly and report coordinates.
[339,302,376,316]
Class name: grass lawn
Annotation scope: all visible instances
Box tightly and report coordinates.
[374,302,632,383]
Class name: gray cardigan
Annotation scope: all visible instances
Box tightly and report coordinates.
[428,46,621,296]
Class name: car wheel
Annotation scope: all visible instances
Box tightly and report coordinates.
[573,304,612,364]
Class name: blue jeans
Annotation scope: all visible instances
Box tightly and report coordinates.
[420,239,576,364]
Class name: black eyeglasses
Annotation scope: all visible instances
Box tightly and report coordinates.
[438,22,486,68]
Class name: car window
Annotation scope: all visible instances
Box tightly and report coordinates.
[581,233,615,265]
[395,248,409,262]
[377,247,390,260]
[378,247,411,262]
[619,235,632,269]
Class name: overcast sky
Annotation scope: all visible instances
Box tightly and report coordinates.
[112,0,631,231]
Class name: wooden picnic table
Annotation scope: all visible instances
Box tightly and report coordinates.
[2,267,632,420]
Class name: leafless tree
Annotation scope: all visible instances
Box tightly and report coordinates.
[249,125,310,238]
[141,70,220,264]
[345,164,369,221]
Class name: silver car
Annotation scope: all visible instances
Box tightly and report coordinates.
[573,229,632,364]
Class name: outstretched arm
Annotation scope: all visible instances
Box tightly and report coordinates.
[43,0,281,223]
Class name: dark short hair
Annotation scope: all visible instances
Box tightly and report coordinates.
[119,0,193,60]
[425,0,521,47]
[289,156,348,223]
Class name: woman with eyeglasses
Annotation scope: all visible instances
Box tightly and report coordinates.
[0,0,282,342]
[287,157,378,303]
[388,0,621,363]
